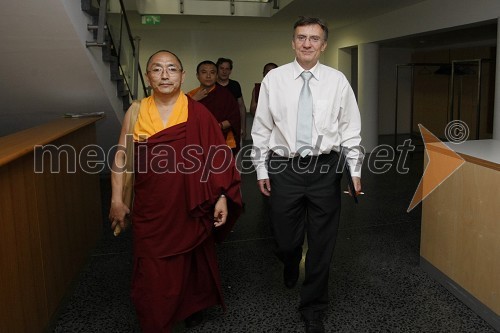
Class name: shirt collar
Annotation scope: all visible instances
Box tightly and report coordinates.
[293,59,320,81]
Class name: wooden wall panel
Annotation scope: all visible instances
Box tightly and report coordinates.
[422,159,500,315]
[0,165,28,333]
[34,126,102,320]
[15,159,48,331]
[0,117,102,333]
[0,158,48,333]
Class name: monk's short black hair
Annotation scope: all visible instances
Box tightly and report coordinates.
[196,60,217,74]
[146,50,184,71]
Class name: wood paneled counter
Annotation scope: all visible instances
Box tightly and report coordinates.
[421,139,500,330]
[0,117,103,332]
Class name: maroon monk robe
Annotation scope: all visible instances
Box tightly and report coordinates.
[130,99,242,333]
[195,85,241,153]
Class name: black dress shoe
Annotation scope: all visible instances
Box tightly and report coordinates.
[184,311,203,328]
[304,318,325,333]
[283,263,299,289]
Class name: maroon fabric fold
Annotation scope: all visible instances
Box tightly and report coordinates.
[195,85,241,153]
[184,96,242,242]
[132,98,242,258]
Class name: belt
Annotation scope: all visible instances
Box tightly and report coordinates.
[270,150,336,162]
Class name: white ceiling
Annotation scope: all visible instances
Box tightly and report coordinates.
[123,0,429,29]
[122,0,496,48]
[270,0,429,29]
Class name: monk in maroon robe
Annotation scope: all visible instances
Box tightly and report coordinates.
[109,50,242,333]
[187,60,241,155]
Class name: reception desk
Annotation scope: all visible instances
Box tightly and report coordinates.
[421,139,500,330]
[0,117,103,332]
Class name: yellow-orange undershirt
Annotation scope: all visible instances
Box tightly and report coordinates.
[186,86,236,149]
[186,85,216,98]
[133,93,188,141]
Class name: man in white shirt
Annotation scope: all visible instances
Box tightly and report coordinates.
[251,16,363,333]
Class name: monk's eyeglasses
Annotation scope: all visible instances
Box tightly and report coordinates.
[148,65,182,77]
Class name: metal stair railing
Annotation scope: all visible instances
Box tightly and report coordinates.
[85,0,107,47]
[82,0,148,110]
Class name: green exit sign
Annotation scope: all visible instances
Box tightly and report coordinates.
[141,15,161,25]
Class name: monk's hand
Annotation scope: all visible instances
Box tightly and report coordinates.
[213,195,228,227]
[193,88,208,101]
[109,201,130,235]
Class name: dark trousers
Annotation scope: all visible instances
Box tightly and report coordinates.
[268,152,342,319]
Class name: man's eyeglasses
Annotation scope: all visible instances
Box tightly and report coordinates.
[295,35,323,44]
[148,65,182,77]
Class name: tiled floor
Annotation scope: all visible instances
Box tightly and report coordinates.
[50,146,497,332]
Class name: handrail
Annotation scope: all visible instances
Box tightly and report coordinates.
[113,0,148,99]
[119,0,136,51]
[116,0,148,99]
[87,0,148,102]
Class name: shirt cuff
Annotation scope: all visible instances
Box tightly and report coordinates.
[348,159,362,178]
[255,165,269,180]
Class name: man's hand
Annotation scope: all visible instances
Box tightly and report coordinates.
[257,179,271,196]
[349,176,362,195]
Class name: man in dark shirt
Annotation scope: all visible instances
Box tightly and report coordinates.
[216,57,247,141]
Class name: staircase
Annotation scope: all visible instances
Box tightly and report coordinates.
[80,0,146,111]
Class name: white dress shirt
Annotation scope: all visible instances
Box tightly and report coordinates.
[251,59,363,180]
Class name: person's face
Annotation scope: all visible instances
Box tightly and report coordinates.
[197,63,218,88]
[292,24,327,70]
[146,52,185,96]
[263,64,277,77]
[217,62,232,80]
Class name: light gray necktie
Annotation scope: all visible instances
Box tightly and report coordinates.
[296,71,313,157]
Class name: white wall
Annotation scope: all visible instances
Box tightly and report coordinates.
[2,0,498,148]
[0,0,122,159]
[131,0,498,138]
[60,0,125,156]
[134,18,327,109]
[325,0,500,136]
[61,0,125,123]
[135,24,289,107]
[327,0,500,64]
